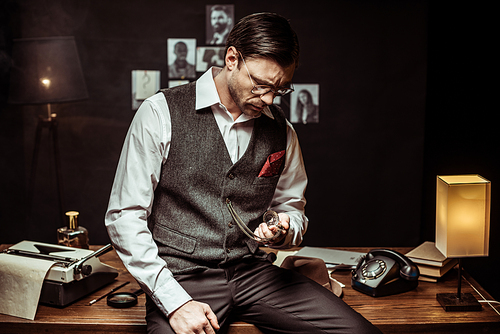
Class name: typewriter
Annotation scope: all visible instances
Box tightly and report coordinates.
[3,240,118,307]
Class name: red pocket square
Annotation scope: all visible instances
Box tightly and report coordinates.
[258,150,285,177]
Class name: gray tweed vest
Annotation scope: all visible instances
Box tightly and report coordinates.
[148,81,287,274]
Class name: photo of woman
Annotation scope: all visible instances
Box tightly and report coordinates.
[291,84,319,124]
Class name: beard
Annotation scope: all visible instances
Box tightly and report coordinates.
[213,22,227,33]
[227,70,265,118]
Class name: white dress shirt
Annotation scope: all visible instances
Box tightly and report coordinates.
[105,67,308,317]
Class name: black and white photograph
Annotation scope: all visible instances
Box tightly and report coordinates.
[167,38,196,79]
[131,70,160,110]
[290,84,320,124]
[205,4,234,45]
[196,46,225,72]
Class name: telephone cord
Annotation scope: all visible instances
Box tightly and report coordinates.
[463,274,500,316]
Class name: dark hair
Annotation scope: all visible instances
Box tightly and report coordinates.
[297,89,314,106]
[225,13,300,68]
[211,5,230,15]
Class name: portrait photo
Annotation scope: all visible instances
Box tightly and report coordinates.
[167,38,196,79]
[196,46,225,72]
[290,84,320,124]
[206,4,234,45]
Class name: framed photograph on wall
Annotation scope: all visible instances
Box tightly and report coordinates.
[196,46,225,72]
[167,38,196,79]
[131,70,160,110]
[206,4,234,45]
[290,84,320,124]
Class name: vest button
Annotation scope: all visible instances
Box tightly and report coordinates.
[228,173,235,180]
[226,248,231,253]
[228,222,233,228]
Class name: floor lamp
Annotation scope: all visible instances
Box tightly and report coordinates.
[8,36,88,225]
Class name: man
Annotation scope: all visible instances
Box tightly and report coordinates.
[207,5,232,45]
[106,12,381,334]
[168,41,195,79]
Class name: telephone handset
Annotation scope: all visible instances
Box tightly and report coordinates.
[351,249,420,297]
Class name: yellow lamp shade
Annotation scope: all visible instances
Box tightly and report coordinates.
[435,175,490,258]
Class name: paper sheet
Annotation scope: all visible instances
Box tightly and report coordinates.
[0,253,55,320]
[273,250,298,267]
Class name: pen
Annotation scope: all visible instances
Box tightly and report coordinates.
[88,281,130,305]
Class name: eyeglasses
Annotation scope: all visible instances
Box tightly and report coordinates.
[239,52,294,97]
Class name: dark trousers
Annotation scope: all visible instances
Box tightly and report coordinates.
[146,258,382,334]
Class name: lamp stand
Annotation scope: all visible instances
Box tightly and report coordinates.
[436,259,482,311]
[27,103,65,226]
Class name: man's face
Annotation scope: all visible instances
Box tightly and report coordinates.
[211,10,229,33]
[227,56,295,118]
[174,43,188,67]
[174,43,188,61]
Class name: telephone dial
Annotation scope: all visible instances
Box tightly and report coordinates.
[351,249,419,297]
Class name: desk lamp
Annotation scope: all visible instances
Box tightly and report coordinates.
[435,175,491,311]
[8,36,88,224]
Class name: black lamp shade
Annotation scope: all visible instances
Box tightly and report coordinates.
[8,36,88,104]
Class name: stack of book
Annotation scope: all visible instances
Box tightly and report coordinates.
[405,241,458,282]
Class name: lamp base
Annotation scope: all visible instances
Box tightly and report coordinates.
[436,293,482,312]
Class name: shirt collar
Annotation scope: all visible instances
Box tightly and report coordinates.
[195,66,274,120]
[195,67,222,110]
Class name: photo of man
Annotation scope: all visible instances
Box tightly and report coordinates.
[196,46,225,72]
[206,5,234,45]
[168,38,196,79]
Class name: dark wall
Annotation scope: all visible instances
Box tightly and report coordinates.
[3,1,495,300]
[0,0,427,247]
[422,2,499,301]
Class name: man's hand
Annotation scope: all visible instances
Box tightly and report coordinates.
[168,300,220,334]
[254,213,290,244]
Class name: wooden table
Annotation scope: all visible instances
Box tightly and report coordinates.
[0,245,499,333]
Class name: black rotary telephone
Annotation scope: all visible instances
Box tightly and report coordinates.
[351,249,419,297]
